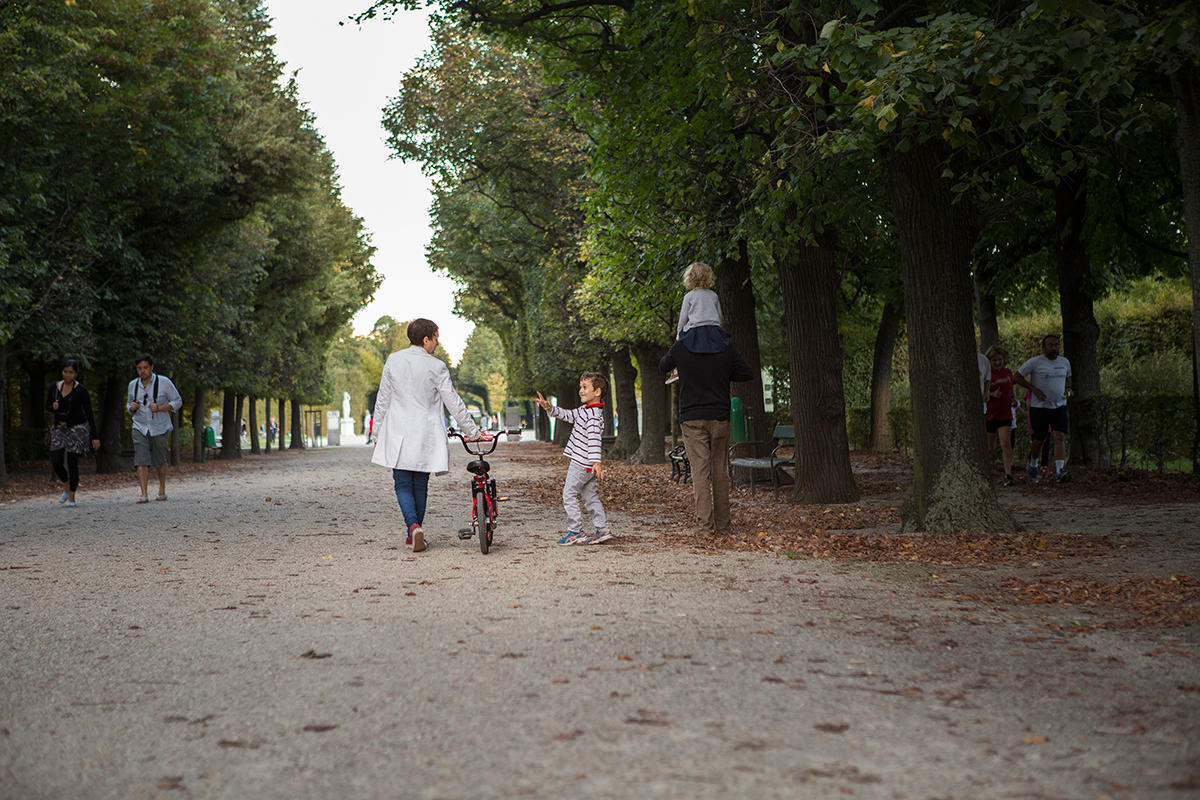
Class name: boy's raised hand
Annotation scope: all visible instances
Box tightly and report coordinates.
[535,391,551,411]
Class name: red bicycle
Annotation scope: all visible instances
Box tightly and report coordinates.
[449,430,503,554]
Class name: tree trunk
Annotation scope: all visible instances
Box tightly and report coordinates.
[535,406,550,442]
[96,369,126,474]
[191,387,206,463]
[889,141,1016,534]
[221,389,239,459]
[602,362,615,438]
[661,373,673,443]
[1055,169,1107,467]
[868,301,901,452]
[279,397,287,449]
[631,343,667,465]
[0,344,8,487]
[779,241,859,503]
[553,381,574,446]
[611,345,640,459]
[263,396,272,454]
[249,394,261,454]
[235,394,245,452]
[1171,63,1200,473]
[973,267,999,352]
[23,360,47,431]
[716,239,766,441]
[168,404,180,467]
[289,398,304,449]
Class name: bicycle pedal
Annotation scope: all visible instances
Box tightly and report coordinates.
[457,528,474,539]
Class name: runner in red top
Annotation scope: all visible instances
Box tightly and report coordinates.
[985,346,1037,486]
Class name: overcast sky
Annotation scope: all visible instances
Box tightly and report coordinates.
[262,1,474,362]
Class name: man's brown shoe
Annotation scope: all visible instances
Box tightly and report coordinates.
[411,526,426,553]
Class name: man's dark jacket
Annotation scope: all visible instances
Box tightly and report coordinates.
[659,342,754,422]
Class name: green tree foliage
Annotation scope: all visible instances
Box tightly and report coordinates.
[360,0,1197,492]
[457,326,508,414]
[382,21,596,399]
[0,0,378,480]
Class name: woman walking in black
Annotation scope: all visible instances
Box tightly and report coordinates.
[47,359,101,507]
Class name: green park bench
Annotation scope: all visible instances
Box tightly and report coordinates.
[728,424,795,499]
[201,426,220,462]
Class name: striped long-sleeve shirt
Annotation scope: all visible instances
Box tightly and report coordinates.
[550,402,604,467]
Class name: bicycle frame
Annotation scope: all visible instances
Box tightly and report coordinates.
[449,430,503,553]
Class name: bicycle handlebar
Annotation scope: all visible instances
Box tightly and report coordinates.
[448,429,501,456]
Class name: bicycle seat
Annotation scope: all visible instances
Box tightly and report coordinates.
[466,458,490,475]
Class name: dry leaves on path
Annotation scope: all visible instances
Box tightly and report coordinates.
[505,447,1199,630]
[961,574,1200,630]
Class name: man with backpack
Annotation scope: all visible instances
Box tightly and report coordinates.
[127,353,183,503]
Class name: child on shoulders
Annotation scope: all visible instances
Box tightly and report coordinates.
[668,261,731,384]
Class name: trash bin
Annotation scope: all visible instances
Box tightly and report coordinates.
[202,426,216,462]
[729,397,746,444]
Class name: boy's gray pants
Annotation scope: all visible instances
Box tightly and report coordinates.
[563,460,608,533]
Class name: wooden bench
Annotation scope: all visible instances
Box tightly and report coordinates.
[668,444,691,483]
[728,424,795,498]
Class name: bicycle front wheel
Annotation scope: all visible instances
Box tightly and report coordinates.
[479,496,495,554]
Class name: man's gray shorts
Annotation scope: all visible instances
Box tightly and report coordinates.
[132,429,169,467]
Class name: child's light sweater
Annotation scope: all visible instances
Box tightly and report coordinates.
[549,402,604,467]
[678,288,723,335]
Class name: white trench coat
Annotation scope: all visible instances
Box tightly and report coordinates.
[370,346,481,474]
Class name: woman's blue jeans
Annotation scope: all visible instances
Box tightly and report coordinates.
[392,469,430,529]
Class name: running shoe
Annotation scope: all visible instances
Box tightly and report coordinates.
[1026,463,1038,484]
[64,501,76,507]
[1055,470,1071,483]
[58,492,69,504]
[557,531,586,545]
[1002,475,1014,487]
[588,530,614,544]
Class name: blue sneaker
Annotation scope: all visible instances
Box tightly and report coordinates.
[587,530,614,544]
[557,531,586,545]
[1026,463,1038,484]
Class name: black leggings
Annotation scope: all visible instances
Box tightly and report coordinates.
[51,449,80,492]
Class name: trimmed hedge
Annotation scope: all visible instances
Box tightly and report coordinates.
[1099,394,1195,471]
[848,394,1196,472]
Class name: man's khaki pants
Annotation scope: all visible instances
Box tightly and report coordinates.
[681,419,731,533]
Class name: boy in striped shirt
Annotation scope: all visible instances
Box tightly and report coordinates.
[536,372,612,545]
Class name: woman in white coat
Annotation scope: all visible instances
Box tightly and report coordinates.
[371,318,489,552]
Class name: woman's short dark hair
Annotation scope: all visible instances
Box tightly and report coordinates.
[407,319,438,347]
[136,353,154,367]
[62,358,80,372]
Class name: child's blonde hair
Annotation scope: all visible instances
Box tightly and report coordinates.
[683,261,714,291]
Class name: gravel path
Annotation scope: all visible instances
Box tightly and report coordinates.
[2,443,1197,799]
